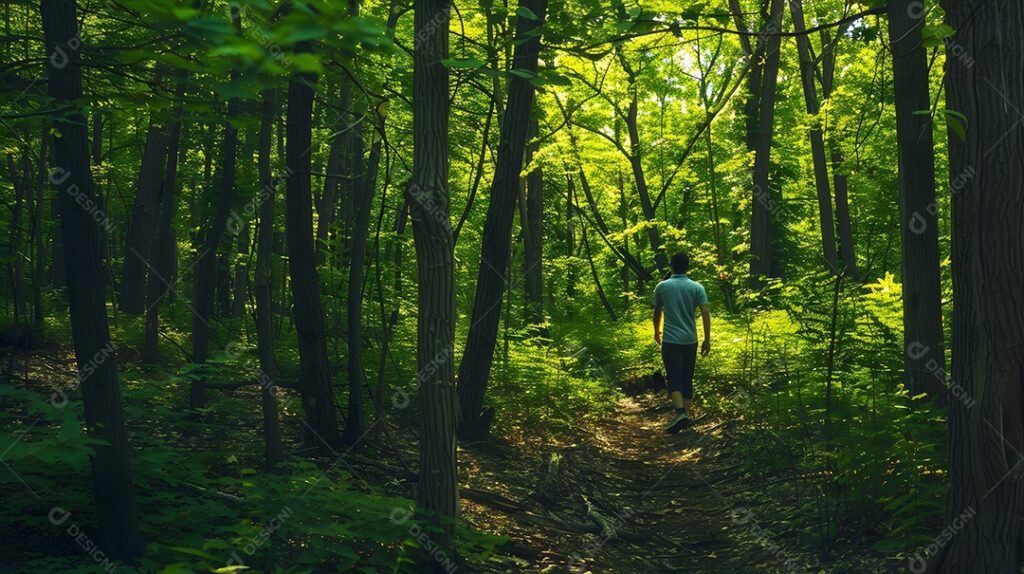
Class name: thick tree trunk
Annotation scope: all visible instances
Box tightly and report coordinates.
[456,0,548,438]
[40,0,141,558]
[409,0,460,554]
[729,0,766,152]
[120,120,168,314]
[286,62,341,453]
[749,0,784,284]
[930,1,1024,571]
[789,0,838,273]
[255,90,284,469]
[888,0,946,403]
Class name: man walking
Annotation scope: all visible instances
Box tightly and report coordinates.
[653,252,711,433]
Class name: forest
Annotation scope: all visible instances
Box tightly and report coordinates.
[0,0,1022,571]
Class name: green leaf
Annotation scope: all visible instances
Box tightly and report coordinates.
[515,6,539,20]
[441,58,486,69]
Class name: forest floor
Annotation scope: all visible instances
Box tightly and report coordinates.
[3,345,895,573]
[457,392,894,574]
[457,393,794,573]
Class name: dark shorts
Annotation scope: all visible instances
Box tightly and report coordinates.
[662,342,697,399]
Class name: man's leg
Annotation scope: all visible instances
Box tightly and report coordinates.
[670,391,686,410]
[679,342,697,414]
[663,343,690,433]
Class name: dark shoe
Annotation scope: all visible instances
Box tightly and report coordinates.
[665,412,691,434]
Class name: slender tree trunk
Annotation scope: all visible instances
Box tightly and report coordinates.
[190,117,239,407]
[930,1,1024,571]
[565,174,577,299]
[343,107,382,447]
[456,0,548,438]
[819,28,857,276]
[704,123,736,312]
[316,79,352,264]
[409,0,459,553]
[255,90,284,469]
[143,108,183,364]
[523,119,544,327]
[120,120,168,314]
[31,130,50,336]
[619,52,669,272]
[40,0,141,558]
[749,0,785,284]
[789,0,838,272]
[49,183,65,287]
[285,57,342,453]
[5,153,27,340]
[888,0,945,403]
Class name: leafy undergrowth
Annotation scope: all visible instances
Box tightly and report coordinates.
[1,277,947,572]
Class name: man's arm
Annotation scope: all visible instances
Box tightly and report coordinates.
[699,303,711,357]
[653,306,663,345]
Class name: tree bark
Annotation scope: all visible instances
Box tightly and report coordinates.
[789,0,839,273]
[456,0,548,439]
[143,103,183,364]
[888,0,946,403]
[409,0,460,552]
[931,1,1024,571]
[619,51,669,272]
[343,107,382,447]
[285,58,342,453]
[749,0,785,284]
[255,89,284,469]
[120,120,168,314]
[31,129,50,336]
[729,0,766,152]
[40,0,141,558]
[190,114,239,408]
[523,119,544,327]
[819,28,857,276]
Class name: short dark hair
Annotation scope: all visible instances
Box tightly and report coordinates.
[670,252,689,274]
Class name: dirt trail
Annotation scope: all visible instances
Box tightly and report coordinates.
[463,394,800,573]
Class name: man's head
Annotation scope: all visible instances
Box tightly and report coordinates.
[670,251,690,275]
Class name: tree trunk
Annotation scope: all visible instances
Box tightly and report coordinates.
[120,120,168,314]
[316,79,352,264]
[40,0,141,558]
[143,108,183,364]
[729,0,766,152]
[190,113,239,408]
[409,0,460,554]
[342,107,382,447]
[255,89,284,469]
[888,0,946,403]
[31,130,50,336]
[819,28,857,276]
[285,59,342,453]
[789,0,838,273]
[749,0,785,284]
[523,119,544,327]
[456,0,548,439]
[5,152,27,341]
[619,51,669,272]
[930,1,1024,571]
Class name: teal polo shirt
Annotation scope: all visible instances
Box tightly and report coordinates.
[653,274,708,345]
